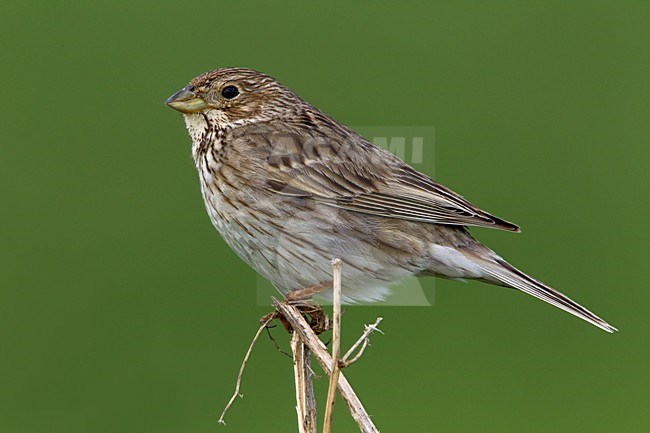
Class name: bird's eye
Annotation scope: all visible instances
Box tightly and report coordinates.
[221,85,240,99]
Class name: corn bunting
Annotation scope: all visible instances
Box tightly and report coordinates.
[166,67,615,333]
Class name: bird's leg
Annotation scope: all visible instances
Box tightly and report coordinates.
[285,282,330,334]
[284,282,330,303]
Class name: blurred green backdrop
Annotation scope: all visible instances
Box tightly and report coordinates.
[1,1,649,432]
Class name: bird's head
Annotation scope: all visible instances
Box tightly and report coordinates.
[165,67,300,128]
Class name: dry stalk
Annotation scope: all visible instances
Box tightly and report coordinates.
[292,331,318,433]
[340,317,383,368]
[219,260,382,432]
[273,298,380,433]
[323,259,343,433]
[218,315,274,425]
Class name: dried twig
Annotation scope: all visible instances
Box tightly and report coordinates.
[340,317,383,368]
[218,261,382,431]
[273,298,380,433]
[323,259,343,433]
[218,315,274,425]
[292,332,318,433]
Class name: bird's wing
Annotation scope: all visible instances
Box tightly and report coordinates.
[244,118,520,232]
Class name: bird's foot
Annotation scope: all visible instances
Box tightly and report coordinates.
[260,296,329,335]
[296,302,329,335]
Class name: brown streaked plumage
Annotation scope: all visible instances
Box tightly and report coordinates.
[166,67,616,333]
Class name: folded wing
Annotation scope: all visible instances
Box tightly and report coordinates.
[247,117,520,232]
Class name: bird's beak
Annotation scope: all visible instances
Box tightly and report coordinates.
[165,85,207,113]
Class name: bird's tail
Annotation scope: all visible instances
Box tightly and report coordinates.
[474,253,617,333]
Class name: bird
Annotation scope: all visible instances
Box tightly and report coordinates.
[165,67,616,333]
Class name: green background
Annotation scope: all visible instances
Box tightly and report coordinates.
[1,1,648,432]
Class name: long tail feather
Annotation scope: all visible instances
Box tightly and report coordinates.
[481,257,617,333]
